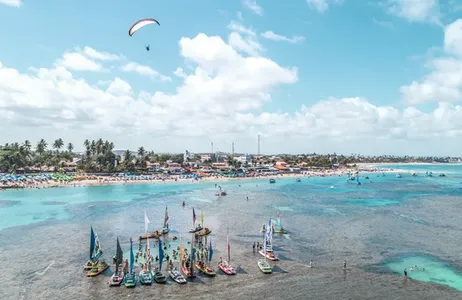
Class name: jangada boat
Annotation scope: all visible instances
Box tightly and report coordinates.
[218,229,236,275]
[151,237,167,283]
[86,260,109,277]
[123,238,137,288]
[153,271,167,283]
[139,269,153,285]
[181,262,197,278]
[169,269,187,284]
[140,207,170,239]
[259,219,279,261]
[195,262,216,276]
[189,225,203,233]
[269,178,276,184]
[273,211,288,234]
[108,237,125,286]
[257,259,272,274]
[83,226,103,271]
[195,227,212,237]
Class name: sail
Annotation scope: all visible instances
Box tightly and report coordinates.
[129,238,134,274]
[116,237,123,274]
[201,211,204,227]
[159,238,164,271]
[277,211,281,229]
[164,206,169,228]
[144,209,150,233]
[179,236,184,264]
[263,230,267,257]
[209,238,213,262]
[227,232,230,263]
[193,207,197,225]
[190,235,195,273]
[89,226,95,260]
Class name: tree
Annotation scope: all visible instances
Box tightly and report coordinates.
[53,138,64,154]
[36,139,47,156]
[67,143,74,153]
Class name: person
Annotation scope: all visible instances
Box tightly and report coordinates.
[182,200,185,207]
[309,260,313,268]
[246,196,249,201]
[123,259,129,274]
[343,260,346,269]
[404,268,407,277]
[155,255,159,262]
[253,242,256,252]
[220,256,223,264]
[422,267,425,271]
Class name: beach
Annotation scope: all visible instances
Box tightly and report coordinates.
[0,164,461,300]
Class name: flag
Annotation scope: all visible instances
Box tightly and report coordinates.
[209,238,213,262]
[193,207,197,224]
[144,209,150,233]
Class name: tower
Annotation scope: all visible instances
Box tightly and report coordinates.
[257,134,260,156]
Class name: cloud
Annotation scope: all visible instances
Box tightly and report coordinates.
[54,52,102,71]
[121,62,172,82]
[306,0,343,13]
[242,0,263,16]
[261,31,306,43]
[0,0,21,7]
[400,19,462,104]
[383,0,441,25]
[106,78,132,96]
[227,21,263,56]
[83,47,122,61]
[173,67,186,78]
[373,18,394,28]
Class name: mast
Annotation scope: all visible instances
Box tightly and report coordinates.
[129,238,134,275]
[164,206,169,228]
[115,237,120,275]
[89,226,95,260]
[227,227,230,263]
[144,209,150,234]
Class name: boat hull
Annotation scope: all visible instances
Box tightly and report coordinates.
[257,260,272,274]
[258,250,279,261]
[195,263,216,276]
[123,273,137,288]
[152,271,167,284]
[108,272,125,286]
[218,262,236,275]
[181,264,196,278]
[169,270,187,284]
[195,227,212,237]
[274,229,288,234]
[86,263,109,277]
[139,271,153,285]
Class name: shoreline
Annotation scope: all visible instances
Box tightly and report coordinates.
[0,167,397,190]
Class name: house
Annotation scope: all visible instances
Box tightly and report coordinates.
[273,161,289,172]
[212,162,228,170]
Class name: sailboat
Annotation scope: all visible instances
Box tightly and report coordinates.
[195,238,216,276]
[181,234,197,278]
[108,237,125,286]
[139,237,153,285]
[170,235,187,283]
[123,238,137,288]
[189,207,203,233]
[153,238,167,283]
[161,206,170,235]
[195,210,212,237]
[273,211,288,234]
[218,228,236,275]
[259,219,279,261]
[257,223,272,274]
[140,209,162,240]
[83,226,104,271]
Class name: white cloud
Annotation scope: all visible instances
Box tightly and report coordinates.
[121,62,172,82]
[0,0,21,7]
[400,19,462,104]
[373,18,394,28]
[173,67,186,78]
[242,0,263,16]
[227,21,263,56]
[83,47,122,61]
[4,29,462,154]
[227,21,256,37]
[261,31,306,43]
[384,0,441,25]
[54,52,102,71]
[306,0,343,13]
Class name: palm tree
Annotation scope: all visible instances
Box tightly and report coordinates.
[36,139,47,156]
[84,139,90,149]
[53,138,64,154]
[96,138,104,155]
[138,146,146,157]
[67,142,74,153]
[23,140,31,150]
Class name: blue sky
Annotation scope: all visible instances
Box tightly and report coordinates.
[1,0,462,155]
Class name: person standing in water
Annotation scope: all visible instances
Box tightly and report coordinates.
[343,260,346,269]
[404,268,408,278]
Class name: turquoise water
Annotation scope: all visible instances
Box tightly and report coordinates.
[2,164,462,299]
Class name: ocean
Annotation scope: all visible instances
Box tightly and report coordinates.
[1,164,462,300]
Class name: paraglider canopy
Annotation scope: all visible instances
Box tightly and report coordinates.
[145,45,150,51]
[129,18,160,36]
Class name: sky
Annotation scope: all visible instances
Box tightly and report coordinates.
[0,0,462,156]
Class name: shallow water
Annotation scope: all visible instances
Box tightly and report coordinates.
[1,166,462,299]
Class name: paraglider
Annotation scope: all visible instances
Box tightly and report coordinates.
[129,18,160,36]
[145,45,150,51]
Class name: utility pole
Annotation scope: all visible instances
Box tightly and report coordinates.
[257,134,261,156]
[232,142,234,157]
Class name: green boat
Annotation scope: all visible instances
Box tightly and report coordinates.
[123,238,137,288]
[269,178,276,184]
[274,211,288,234]
[153,236,167,283]
[257,259,272,274]
[139,269,153,285]
[153,271,167,283]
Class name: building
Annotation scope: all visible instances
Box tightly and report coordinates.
[234,154,252,164]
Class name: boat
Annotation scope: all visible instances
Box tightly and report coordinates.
[161,206,170,234]
[216,191,227,196]
[83,226,103,271]
[108,237,125,286]
[396,173,402,178]
[86,260,109,277]
[411,172,417,177]
[139,268,153,285]
[273,211,288,234]
[218,229,236,275]
[257,259,272,274]
[189,207,203,233]
[196,227,212,237]
[259,219,279,261]
[295,178,301,182]
[195,262,216,276]
[169,268,187,284]
[123,238,137,288]
[140,208,170,239]
[269,178,276,184]
[439,173,446,177]
[152,237,167,283]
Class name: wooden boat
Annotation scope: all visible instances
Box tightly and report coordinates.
[139,269,153,285]
[258,259,272,274]
[83,226,103,270]
[153,271,167,283]
[140,230,162,240]
[86,260,109,277]
[108,272,124,286]
[108,237,124,286]
[181,263,196,278]
[274,211,288,234]
[195,262,216,276]
[258,249,279,261]
[123,238,137,288]
[189,225,203,233]
[195,227,212,237]
[169,269,187,284]
[269,178,276,184]
[161,206,170,234]
[218,261,236,275]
